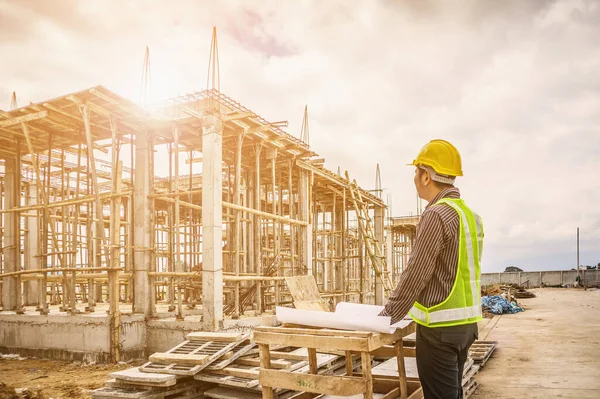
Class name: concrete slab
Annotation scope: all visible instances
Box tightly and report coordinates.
[475,288,600,398]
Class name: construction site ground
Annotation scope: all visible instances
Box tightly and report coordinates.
[475,288,600,398]
[1,288,599,398]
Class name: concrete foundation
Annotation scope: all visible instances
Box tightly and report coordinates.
[0,312,146,363]
[0,307,275,363]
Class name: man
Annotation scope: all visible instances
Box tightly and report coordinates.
[379,139,484,399]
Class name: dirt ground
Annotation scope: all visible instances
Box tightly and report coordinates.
[0,358,137,399]
[475,288,600,398]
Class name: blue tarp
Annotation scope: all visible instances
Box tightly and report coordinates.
[481,295,524,314]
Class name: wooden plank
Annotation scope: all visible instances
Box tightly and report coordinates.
[208,366,259,379]
[255,326,373,338]
[253,331,371,352]
[194,372,260,389]
[149,352,209,366]
[206,341,255,370]
[259,369,365,396]
[236,357,291,369]
[186,332,244,342]
[108,367,178,386]
[204,387,262,399]
[0,111,48,128]
[284,276,329,311]
[268,351,308,361]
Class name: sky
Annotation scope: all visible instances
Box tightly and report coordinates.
[1,0,599,272]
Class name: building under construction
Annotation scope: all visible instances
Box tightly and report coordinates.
[0,30,420,363]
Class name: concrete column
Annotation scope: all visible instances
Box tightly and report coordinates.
[133,129,154,316]
[2,157,18,310]
[202,115,224,331]
[24,183,39,305]
[374,206,385,305]
[299,170,313,275]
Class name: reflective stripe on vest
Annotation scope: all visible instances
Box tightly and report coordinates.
[408,198,483,326]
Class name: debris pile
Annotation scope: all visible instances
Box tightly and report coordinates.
[481,295,523,315]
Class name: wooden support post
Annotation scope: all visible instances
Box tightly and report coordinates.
[71,144,82,312]
[109,118,122,362]
[395,340,408,399]
[201,115,224,331]
[59,150,69,312]
[259,343,274,399]
[361,351,373,399]
[308,348,318,374]
[342,189,347,301]
[374,206,385,305]
[386,227,394,286]
[233,131,244,318]
[173,126,184,321]
[288,160,296,275]
[345,350,353,376]
[254,144,262,313]
[166,144,175,309]
[268,149,279,308]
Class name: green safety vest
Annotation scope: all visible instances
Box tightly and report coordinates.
[408,198,484,328]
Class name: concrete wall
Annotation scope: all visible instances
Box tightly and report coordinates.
[0,314,147,363]
[0,314,110,363]
[482,269,600,288]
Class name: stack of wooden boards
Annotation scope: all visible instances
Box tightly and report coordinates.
[91,332,364,399]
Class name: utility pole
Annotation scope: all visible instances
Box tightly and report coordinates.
[577,227,580,280]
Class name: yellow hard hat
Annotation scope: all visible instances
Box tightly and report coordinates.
[408,139,463,177]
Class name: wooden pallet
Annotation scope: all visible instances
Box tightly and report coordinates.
[464,378,479,399]
[141,335,250,376]
[205,340,256,370]
[469,340,497,367]
[92,380,208,399]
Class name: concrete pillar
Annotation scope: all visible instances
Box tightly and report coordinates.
[2,157,18,310]
[299,170,313,275]
[24,183,39,305]
[133,129,154,316]
[374,206,385,305]
[202,115,224,331]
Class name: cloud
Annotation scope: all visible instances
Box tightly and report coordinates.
[1,0,599,271]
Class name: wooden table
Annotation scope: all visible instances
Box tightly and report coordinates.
[254,320,422,399]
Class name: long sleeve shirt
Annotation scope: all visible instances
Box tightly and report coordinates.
[379,187,461,324]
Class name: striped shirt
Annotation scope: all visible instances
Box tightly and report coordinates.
[380,187,462,324]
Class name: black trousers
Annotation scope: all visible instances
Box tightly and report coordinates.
[416,323,478,399]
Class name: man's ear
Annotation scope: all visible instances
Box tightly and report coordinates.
[422,169,431,186]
